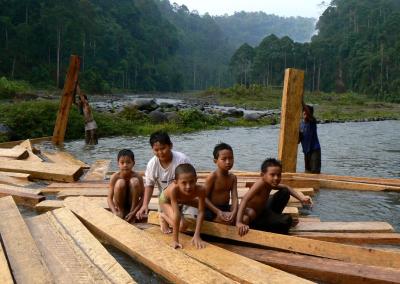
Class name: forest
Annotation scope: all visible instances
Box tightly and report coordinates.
[1,0,399,101]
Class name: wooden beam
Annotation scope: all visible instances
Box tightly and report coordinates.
[52,55,80,145]
[0,184,40,195]
[319,179,400,192]
[0,185,44,207]
[291,221,394,233]
[36,197,108,213]
[0,173,33,186]
[0,148,28,159]
[26,209,136,283]
[82,160,110,181]
[0,243,13,284]
[0,160,83,182]
[291,232,400,245]
[144,226,311,284]
[278,68,304,172]
[0,196,52,283]
[42,151,89,169]
[0,171,31,179]
[147,211,400,269]
[64,196,236,283]
[215,243,400,284]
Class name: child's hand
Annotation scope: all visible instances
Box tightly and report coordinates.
[301,196,313,208]
[191,236,206,249]
[217,210,229,221]
[124,211,136,223]
[223,211,234,222]
[136,205,148,220]
[172,241,183,249]
[236,222,249,236]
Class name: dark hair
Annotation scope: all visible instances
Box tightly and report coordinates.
[149,131,172,147]
[261,158,282,173]
[213,142,233,159]
[175,163,197,179]
[117,149,135,161]
[303,104,314,115]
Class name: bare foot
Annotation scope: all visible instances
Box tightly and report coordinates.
[160,214,172,234]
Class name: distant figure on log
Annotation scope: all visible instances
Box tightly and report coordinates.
[108,149,144,223]
[75,86,98,145]
[158,163,206,249]
[236,158,312,236]
[204,143,238,225]
[136,131,191,229]
[299,103,321,173]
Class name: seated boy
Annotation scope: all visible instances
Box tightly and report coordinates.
[204,143,238,225]
[136,131,191,229]
[236,158,312,236]
[108,149,144,223]
[159,163,206,249]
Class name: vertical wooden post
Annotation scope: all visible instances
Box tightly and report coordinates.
[52,55,80,145]
[278,68,304,172]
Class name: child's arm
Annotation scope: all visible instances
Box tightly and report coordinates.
[107,173,118,215]
[236,182,260,236]
[278,184,313,207]
[226,175,238,222]
[192,187,206,249]
[170,190,182,249]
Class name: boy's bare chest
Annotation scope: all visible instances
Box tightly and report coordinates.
[213,177,233,192]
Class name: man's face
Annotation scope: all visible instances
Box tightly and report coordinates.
[152,142,172,162]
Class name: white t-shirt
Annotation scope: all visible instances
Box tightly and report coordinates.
[144,150,191,192]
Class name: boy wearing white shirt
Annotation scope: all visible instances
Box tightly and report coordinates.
[136,131,191,232]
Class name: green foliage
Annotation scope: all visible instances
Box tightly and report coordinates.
[177,109,218,128]
[0,77,31,98]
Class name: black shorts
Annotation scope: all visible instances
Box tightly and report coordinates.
[204,204,231,221]
[305,149,321,173]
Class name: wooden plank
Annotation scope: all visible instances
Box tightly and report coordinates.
[291,222,394,233]
[0,148,28,159]
[0,171,31,179]
[147,211,400,269]
[57,189,108,199]
[215,243,400,284]
[144,226,311,284]
[43,151,90,169]
[0,196,52,283]
[0,184,40,195]
[26,209,135,283]
[319,179,400,192]
[46,181,109,188]
[0,185,44,207]
[12,145,43,162]
[36,197,108,213]
[0,160,83,182]
[83,160,111,181]
[0,173,33,186]
[0,137,52,148]
[42,186,108,194]
[246,178,320,189]
[291,232,400,245]
[278,68,304,172]
[64,196,236,284]
[52,55,80,145]
[0,243,13,284]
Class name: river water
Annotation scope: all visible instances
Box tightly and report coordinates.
[42,120,400,281]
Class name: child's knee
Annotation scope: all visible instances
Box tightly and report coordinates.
[115,179,127,192]
[129,177,140,189]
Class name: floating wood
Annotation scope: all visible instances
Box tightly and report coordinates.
[0,184,44,207]
[0,196,52,283]
[147,212,400,269]
[26,209,135,283]
[291,232,400,245]
[0,160,83,182]
[64,197,235,283]
[0,243,13,284]
[291,221,394,233]
[0,137,52,148]
[82,160,111,181]
[43,151,89,169]
[0,147,28,159]
[215,243,400,284]
[278,68,304,172]
[144,226,310,284]
[52,55,80,145]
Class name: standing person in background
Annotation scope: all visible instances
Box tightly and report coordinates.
[299,103,321,174]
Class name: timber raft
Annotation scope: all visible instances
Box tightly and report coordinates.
[0,137,400,283]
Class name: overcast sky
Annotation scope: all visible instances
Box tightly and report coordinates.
[172,0,329,18]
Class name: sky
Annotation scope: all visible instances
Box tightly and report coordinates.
[171,0,329,18]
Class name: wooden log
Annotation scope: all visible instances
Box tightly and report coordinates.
[52,55,80,145]
[144,226,311,284]
[278,68,304,172]
[0,243,13,284]
[0,196,53,283]
[291,232,400,245]
[0,136,52,148]
[64,197,236,283]
[215,243,400,284]
[0,185,44,207]
[0,160,83,182]
[43,151,89,169]
[82,160,111,181]
[26,209,136,283]
[147,211,400,269]
[0,147,28,159]
[291,221,394,233]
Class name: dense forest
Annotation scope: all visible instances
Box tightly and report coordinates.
[0,0,314,92]
[230,0,400,101]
